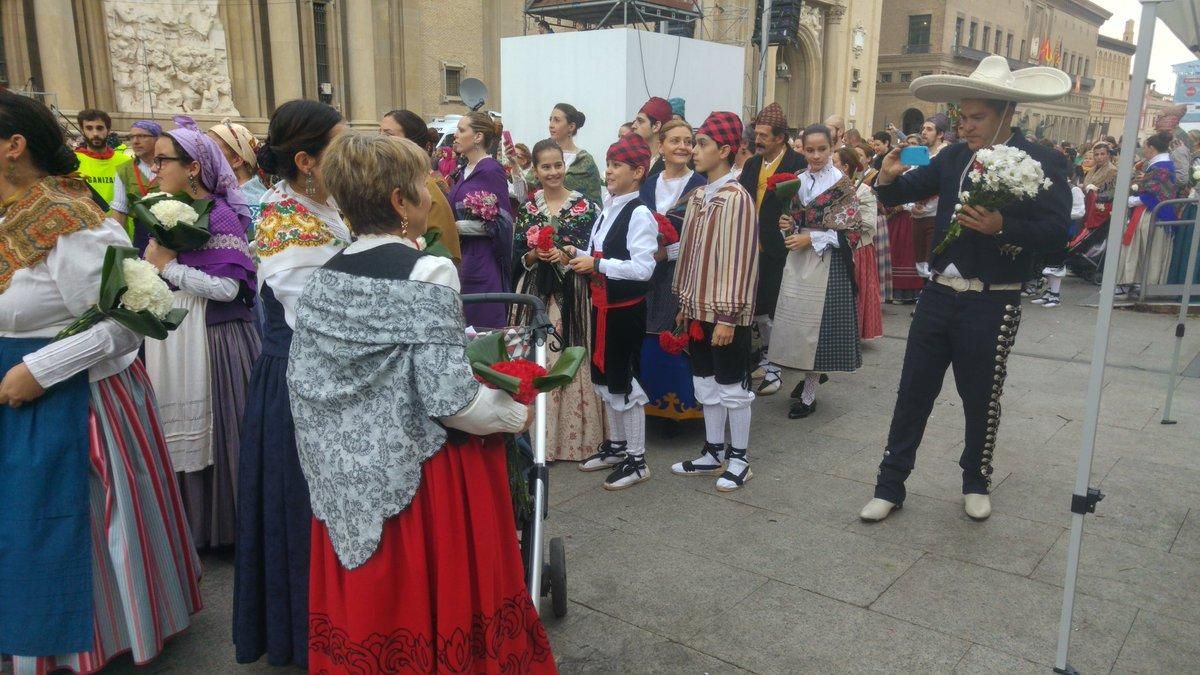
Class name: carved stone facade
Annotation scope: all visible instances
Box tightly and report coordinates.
[104,0,240,116]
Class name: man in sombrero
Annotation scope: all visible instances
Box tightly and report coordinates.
[860,56,1073,522]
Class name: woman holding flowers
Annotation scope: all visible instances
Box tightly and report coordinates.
[288,132,554,674]
[449,112,514,329]
[0,90,200,674]
[142,116,260,550]
[638,119,707,423]
[233,100,347,669]
[512,138,606,461]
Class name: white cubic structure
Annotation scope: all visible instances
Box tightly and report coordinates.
[501,28,745,163]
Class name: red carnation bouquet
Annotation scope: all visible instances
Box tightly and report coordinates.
[766,172,801,207]
[657,320,706,355]
[466,330,586,404]
[654,212,679,246]
[525,224,557,251]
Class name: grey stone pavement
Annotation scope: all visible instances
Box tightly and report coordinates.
[101,277,1199,674]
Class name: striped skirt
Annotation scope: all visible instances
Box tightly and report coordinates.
[13,361,202,675]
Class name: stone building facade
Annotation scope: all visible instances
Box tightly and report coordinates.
[873,0,1110,145]
[1088,27,1136,142]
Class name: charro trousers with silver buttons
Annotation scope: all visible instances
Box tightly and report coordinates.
[873,283,1022,504]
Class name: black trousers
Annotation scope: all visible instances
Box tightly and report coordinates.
[874,283,1022,503]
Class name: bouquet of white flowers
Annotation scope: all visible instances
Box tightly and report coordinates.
[55,246,188,341]
[128,191,213,251]
[934,145,1053,255]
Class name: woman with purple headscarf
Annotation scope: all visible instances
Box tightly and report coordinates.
[142,115,261,549]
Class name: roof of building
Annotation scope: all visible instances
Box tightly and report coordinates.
[1097,34,1137,55]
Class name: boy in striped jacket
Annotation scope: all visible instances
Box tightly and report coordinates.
[670,112,761,491]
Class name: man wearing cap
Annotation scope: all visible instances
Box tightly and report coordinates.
[670,112,760,491]
[860,56,1072,523]
[117,120,162,248]
[567,132,658,490]
[738,102,806,395]
[632,96,674,176]
[912,112,953,278]
[668,97,687,122]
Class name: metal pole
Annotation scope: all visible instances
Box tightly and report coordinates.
[756,0,771,112]
[1162,198,1200,424]
[1053,2,1164,672]
[528,338,548,610]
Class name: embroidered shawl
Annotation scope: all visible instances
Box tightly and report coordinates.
[791,175,864,234]
[288,263,480,569]
[1,175,104,293]
[253,182,350,284]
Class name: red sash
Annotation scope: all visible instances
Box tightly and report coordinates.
[589,252,642,372]
[1122,204,1146,247]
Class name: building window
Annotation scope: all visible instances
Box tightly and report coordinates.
[1006,34,1013,58]
[968,21,978,49]
[994,30,1003,54]
[852,68,861,91]
[919,71,933,77]
[982,26,991,52]
[1068,53,1075,74]
[880,72,893,84]
[954,17,963,48]
[1084,58,1090,76]
[900,72,912,84]
[443,63,464,101]
[907,14,931,48]
[1020,39,1026,61]
[313,0,331,100]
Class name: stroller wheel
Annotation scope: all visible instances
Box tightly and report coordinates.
[549,537,568,618]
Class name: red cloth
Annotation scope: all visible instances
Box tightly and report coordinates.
[1122,204,1146,247]
[1081,191,1110,232]
[589,263,643,372]
[853,244,883,339]
[308,435,557,675]
[886,210,924,291]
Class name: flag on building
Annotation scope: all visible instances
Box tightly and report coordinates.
[1054,40,1062,67]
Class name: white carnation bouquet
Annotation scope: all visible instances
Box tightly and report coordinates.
[128,191,213,251]
[55,246,188,341]
[935,145,1053,255]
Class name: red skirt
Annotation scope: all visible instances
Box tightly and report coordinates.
[853,244,884,340]
[887,211,924,291]
[307,435,557,675]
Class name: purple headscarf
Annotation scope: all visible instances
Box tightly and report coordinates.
[131,120,162,137]
[166,115,251,221]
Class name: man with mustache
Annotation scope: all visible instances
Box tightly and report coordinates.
[737,103,806,396]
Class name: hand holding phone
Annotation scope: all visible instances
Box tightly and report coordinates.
[900,145,930,167]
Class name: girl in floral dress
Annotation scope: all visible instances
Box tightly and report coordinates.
[511,139,606,462]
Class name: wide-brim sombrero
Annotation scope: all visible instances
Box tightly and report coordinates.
[910,55,1071,103]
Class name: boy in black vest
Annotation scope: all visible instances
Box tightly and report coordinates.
[566,133,657,490]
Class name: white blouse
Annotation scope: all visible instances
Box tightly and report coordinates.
[1,218,141,385]
[343,234,526,436]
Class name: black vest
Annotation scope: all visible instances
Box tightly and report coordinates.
[598,198,651,302]
[324,242,425,281]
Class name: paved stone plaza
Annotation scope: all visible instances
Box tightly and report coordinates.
[102,277,1199,674]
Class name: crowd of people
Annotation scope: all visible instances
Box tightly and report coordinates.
[1,50,1197,674]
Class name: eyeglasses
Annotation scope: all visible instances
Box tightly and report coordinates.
[152,156,183,167]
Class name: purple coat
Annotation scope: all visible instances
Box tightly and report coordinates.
[448,157,514,329]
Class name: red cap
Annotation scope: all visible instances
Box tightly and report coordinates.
[607,132,651,174]
[639,97,674,124]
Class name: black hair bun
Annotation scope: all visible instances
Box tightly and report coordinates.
[256,144,279,174]
[573,110,586,130]
[48,144,80,175]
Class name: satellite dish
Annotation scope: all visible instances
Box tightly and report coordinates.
[460,78,489,111]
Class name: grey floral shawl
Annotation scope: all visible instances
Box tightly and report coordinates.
[287,267,480,569]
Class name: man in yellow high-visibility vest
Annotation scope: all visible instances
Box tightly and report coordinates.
[74,109,132,227]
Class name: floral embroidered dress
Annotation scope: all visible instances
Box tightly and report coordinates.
[1119,155,1177,286]
[511,190,607,461]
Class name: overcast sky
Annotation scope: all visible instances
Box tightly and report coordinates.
[1090,0,1196,94]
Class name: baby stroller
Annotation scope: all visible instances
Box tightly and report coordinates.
[1065,196,1112,284]
[461,293,569,618]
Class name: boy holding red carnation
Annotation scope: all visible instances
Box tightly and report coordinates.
[670,112,760,491]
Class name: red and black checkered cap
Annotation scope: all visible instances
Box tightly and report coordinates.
[639,97,674,124]
[696,111,744,153]
[607,132,651,173]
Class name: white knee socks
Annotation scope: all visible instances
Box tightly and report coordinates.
[1047,276,1062,294]
[605,404,626,443]
[703,405,728,445]
[621,405,646,457]
[727,406,752,449]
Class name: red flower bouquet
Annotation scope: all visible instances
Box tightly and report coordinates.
[525,224,556,251]
[766,171,801,206]
[688,320,706,341]
[657,320,705,355]
[466,330,586,403]
[477,359,547,404]
[654,212,679,246]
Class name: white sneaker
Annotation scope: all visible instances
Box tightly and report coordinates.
[859,498,899,522]
[964,493,992,520]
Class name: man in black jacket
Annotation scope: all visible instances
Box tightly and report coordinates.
[738,102,806,395]
[859,57,1072,522]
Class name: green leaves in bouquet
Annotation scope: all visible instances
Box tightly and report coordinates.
[773,178,801,205]
[423,226,454,260]
[130,192,213,251]
[54,245,189,341]
[470,362,523,395]
[465,330,508,367]
[532,346,585,390]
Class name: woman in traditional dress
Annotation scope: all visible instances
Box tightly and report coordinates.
[1118,131,1177,294]
[233,99,348,669]
[833,146,883,340]
[0,90,201,674]
[512,139,607,461]
[448,112,514,329]
[638,119,707,423]
[142,116,261,550]
[208,118,269,228]
[771,124,864,419]
[539,103,602,202]
[289,132,555,674]
[381,109,461,263]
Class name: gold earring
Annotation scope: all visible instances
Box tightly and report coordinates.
[400,216,409,237]
[187,174,198,193]
[305,173,315,197]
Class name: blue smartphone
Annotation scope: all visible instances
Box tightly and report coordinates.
[900,145,930,166]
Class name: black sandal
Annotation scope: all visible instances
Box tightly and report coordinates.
[716,447,753,492]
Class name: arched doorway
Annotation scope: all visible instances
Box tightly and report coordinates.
[774,30,822,130]
[902,108,925,135]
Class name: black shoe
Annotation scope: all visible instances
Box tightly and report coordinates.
[788,400,817,419]
[789,374,828,399]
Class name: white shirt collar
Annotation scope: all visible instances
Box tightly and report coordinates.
[1149,152,1171,166]
[798,163,843,205]
[603,189,640,213]
[703,170,735,202]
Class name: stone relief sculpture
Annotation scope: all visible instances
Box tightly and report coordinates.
[104,0,240,115]
[798,2,824,51]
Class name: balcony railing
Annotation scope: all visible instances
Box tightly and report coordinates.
[952,45,991,61]
[903,43,932,54]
